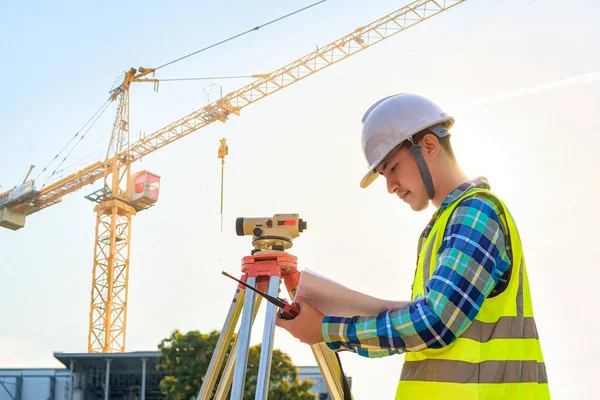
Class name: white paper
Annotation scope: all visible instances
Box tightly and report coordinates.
[295,268,413,318]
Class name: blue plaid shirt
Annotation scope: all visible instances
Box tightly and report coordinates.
[322,177,512,357]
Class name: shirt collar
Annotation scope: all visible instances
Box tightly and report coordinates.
[436,176,491,213]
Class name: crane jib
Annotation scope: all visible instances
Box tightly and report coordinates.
[0,0,467,356]
[3,0,465,219]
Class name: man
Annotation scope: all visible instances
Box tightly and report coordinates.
[276,93,550,399]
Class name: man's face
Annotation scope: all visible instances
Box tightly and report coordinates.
[376,144,429,211]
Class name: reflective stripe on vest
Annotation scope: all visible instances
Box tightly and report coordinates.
[396,188,550,399]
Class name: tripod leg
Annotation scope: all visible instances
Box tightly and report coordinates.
[198,287,245,400]
[309,344,350,400]
[255,275,281,400]
[285,284,350,400]
[213,296,263,400]
[231,276,258,400]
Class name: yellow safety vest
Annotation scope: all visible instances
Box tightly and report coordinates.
[396,188,550,399]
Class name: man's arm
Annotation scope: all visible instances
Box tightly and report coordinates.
[322,196,512,358]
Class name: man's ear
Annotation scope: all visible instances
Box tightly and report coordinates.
[421,133,440,159]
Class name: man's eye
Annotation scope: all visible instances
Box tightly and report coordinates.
[390,163,398,172]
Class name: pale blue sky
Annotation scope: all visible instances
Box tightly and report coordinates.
[1,0,599,398]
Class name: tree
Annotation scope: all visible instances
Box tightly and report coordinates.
[157,330,224,399]
[243,344,316,400]
[157,330,317,400]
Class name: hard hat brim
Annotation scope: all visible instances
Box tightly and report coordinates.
[360,168,379,188]
[360,145,392,188]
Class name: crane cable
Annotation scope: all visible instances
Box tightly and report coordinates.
[153,0,329,71]
[156,75,256,82]
[34,98,111,184]
[37,99,112,188]
[109,0,329,91]
[137,0,547,84]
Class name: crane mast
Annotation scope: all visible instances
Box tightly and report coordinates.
[87,67,156,353]
[0,0,466,353]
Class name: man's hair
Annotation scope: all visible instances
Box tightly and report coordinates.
[408,128,456,161]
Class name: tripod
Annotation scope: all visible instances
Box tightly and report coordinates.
[197,215,351,400]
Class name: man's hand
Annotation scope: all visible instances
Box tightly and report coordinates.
[275,297,325,346]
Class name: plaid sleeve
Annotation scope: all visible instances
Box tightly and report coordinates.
[321,196,511,358]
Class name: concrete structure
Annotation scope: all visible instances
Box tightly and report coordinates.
[0,352,347,400]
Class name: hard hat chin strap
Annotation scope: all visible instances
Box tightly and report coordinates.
[408,137,435,199]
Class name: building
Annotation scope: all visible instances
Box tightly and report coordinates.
[56,352,164,400]
[1,352,163,400]
[0,368,71,400]
[298,366,352,400]
[0,352,348,400]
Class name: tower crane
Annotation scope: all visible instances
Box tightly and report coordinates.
[0,0,466,353]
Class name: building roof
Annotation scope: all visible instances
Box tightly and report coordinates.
[0,369,71,377]
[53,351,162,372]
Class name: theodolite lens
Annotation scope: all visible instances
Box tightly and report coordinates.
[299,219,307,232]
[236,217,245,236]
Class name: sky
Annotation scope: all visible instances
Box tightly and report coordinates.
[1,0,599,398]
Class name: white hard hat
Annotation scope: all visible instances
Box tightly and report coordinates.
[360,93,454,189]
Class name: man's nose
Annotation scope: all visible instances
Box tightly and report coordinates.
[386,176,399,194]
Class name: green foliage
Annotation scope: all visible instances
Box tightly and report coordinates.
[157,330,316,400]
[157,330,225,400]
[243,344,316,400]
